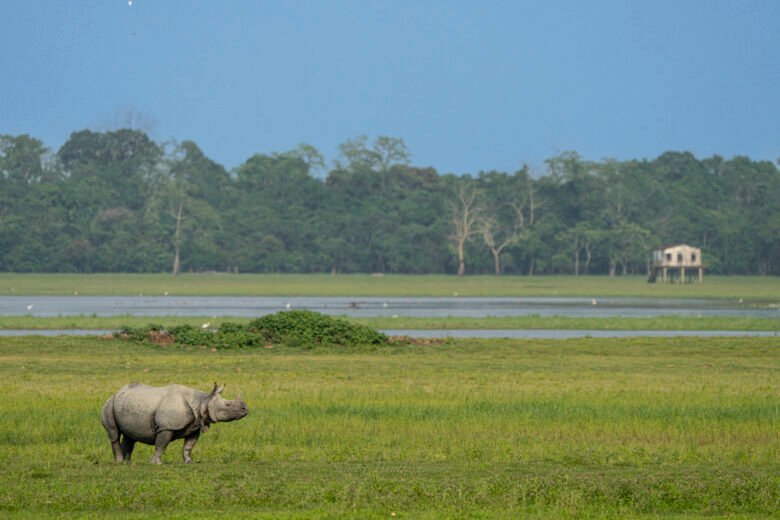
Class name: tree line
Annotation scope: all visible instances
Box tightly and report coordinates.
[1,130,778,275]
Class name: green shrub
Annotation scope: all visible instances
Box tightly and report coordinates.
[115,311,387,349]
[248,310,387,347]
[166,325,214,347]
[213,322,263,349]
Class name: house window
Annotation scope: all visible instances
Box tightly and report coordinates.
[677,253,683,263]
[691,253,697,263]
[665,253,672,262]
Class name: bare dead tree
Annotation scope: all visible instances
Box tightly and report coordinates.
[479,176,543,275]
[171,198,184,276]
[448,181,483,276]
[478,212,521,276]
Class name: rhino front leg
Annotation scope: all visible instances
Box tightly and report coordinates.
[182,432,200,464]
[151,431,174,464]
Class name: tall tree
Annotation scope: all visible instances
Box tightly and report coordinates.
[447,177,483,276]
[556,223,600,276]
[157,141,231,274]
[230,152,324,272]
[0,134,59,186]
[478,167,544,275]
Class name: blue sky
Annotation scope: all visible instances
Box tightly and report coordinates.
[2,1,778,174]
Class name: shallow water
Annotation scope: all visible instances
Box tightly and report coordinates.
[1,296,777,318]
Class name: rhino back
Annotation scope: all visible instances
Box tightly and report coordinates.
[111,384,205,444]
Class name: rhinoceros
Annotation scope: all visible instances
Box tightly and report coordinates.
[101,382,248,464]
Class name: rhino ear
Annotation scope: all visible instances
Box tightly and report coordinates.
[209,382,218,395]
[217,384,225,395]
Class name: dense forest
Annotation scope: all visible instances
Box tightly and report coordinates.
[1,130,778,275]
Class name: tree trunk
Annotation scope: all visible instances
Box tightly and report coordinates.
[528,256,535,276]
[172,199,184,276]
[457,239,466,276]
[574,250,580,276]
[172,248,180,277]
[584,246,592,274]
[492,249,501,276]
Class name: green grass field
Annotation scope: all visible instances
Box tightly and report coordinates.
[1,273,779,301]
[1,335,777,518]
[1,314,779,332]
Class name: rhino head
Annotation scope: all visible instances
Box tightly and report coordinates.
[200,383,248,432]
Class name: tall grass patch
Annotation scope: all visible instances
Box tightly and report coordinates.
[0,335,777,517]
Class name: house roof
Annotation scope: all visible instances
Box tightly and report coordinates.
[653,243,699,251]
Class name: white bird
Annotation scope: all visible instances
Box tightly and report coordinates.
[26,304,33,310]
[285,303,291,309]
[591,299,597,306]
[128,0,133,6]
[383,302,388,308]
[201,323,210,329]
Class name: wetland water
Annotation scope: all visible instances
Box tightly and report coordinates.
[1,296,777,318]
[1,296,775,338]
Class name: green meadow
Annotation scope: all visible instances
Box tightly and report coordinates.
[1,314,779,332]
[0,335,777,518]
[1,273,779,301]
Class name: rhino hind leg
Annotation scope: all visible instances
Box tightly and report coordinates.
[151,430,174,464]
[110,439,124,462]
[121,437,136,461]
[101,398,124,462]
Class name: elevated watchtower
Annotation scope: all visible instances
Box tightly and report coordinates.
[648,244,703,283]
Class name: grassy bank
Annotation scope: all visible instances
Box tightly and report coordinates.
[0,335,777,517]
[1,314,778,331]
[1,273,779,301]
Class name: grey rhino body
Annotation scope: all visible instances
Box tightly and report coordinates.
[101,383,248,464]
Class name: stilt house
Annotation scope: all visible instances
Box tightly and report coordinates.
[648,244,703,283]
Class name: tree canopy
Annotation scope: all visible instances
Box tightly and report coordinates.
[1,131,778,275]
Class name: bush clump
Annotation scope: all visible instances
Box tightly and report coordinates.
[117,324,165,342]
[116,311,386,349]
[248,310,387,347]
